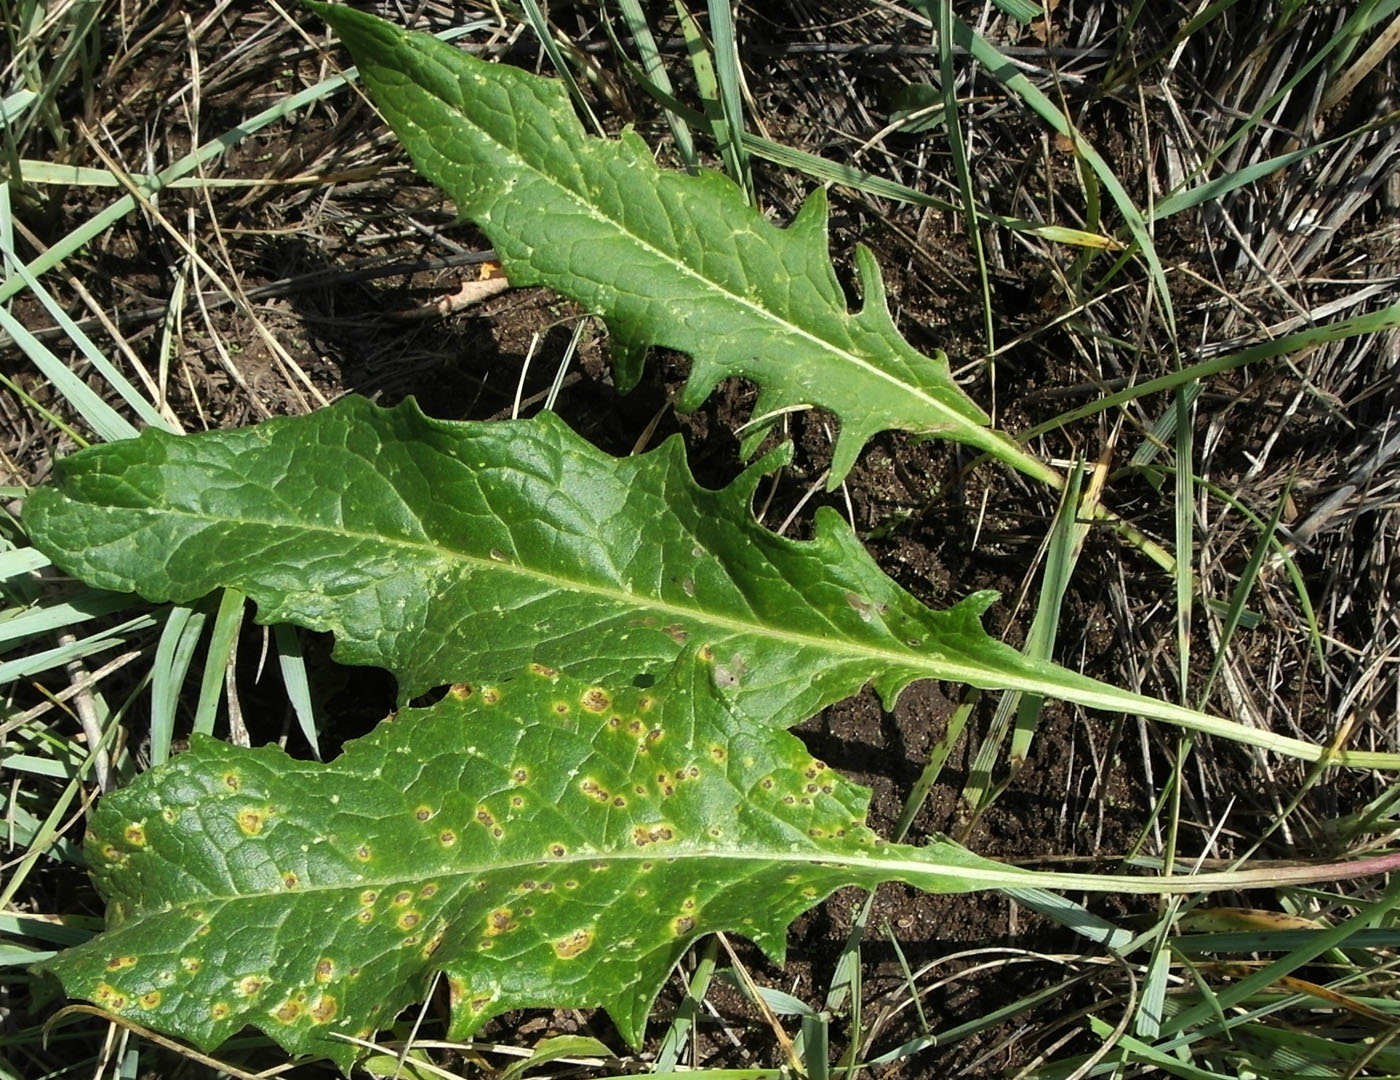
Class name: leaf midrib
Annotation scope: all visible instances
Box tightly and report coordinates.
[130,845,1036,917]
[143,502,1001,682]
[405,47,977,433]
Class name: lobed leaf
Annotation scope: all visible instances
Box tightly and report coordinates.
[306,1,1014,485]
[33,652,1027,1067]
[25,395,1384,765]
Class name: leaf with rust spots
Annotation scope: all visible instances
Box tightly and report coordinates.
[32,652,1027,1069]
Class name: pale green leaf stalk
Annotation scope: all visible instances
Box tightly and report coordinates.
[23,397,1400,769]
[307,2,1028,486]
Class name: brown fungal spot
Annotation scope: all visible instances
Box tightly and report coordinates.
[489,548,508,562]
[709,745,727,762]
[310,994,337,1024]
[553,701,570,715]
[123,823,146,847]
[646,728,664,744]
[581,687,610,712]
[591,861,608,871]
[139,991,162,1009]
[608,715,622,729]
[564,879,579,889]
[612,795,627,807]
[662,623,688,643]
[392,890,413,906]
[94,983,128,1011]
[397,911,421,931]
[550,843,567,857]
[211,1002,230,1020]
[355,909,373,923]
[579,778,611,803]
[682,897,697,910]
[222,772,241,791]
[272,1000,301,1024]
[672,915,695,935]
[761,777,775,790]
[531,662,558,677]
[633,823,675,846]
[106,955,137,971]
[282,872,299,890]
[512,767,529,783]
[553,928,595,959]
[698,644,715,660]
[354,843,372,861]
[481,686,501,705]
[448,682,474,699]
[419,883,439,899]
[510,795,525,808]
[236,975,270,997]
[421,930,446,958]
[627,719,644,735]
[161,808,178,823]
[315,958,335,983]
[485,908,517,935]
[439,829,457,847]
[476,806,495,827]
[181,957,201,974]
[360,890,378,905]
[491,826,504,839]
[236,809,265,836]
[539,881,555,893]
[415,805,434,822]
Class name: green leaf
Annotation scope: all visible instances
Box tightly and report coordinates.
[306,1,1009,486]
[32,651,1030,1067]
[25,396,1398,768]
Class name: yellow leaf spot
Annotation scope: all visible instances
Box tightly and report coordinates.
[282,872,299,890]
[211,1002,230,1020]
[161,808,178,823]
[123,823,146,847]
[310,993,337,1024]
[181,957,201,974]
[481,686,501,705]
[355,843,372,861]
[236,809,265,836]
[139,991,162,1009]
[222,772,241,791]
[553,927,595,959]
[106,955,138,971]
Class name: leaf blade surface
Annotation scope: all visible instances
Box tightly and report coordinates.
[308,1,1009,483]
[25,395,1377,764]
[34,654,1024,1066]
